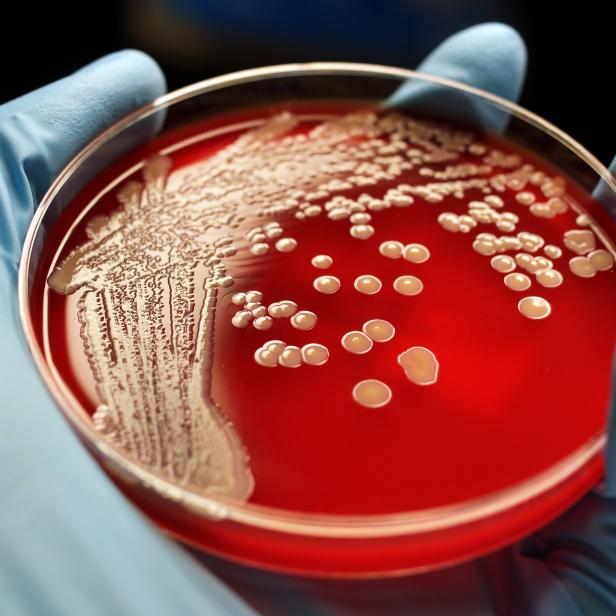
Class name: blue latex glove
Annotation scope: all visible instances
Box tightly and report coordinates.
[0,50,255,616]
[1,24,614,616]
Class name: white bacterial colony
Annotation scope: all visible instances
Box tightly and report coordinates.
[231,290,274,330]
[234,291,320,333]
[354,275,382,295]
[379,241,404,259]
[268,300,297,318]
[544,245,562,259]
[291,311,318,330]
[341,331,373,354]
[352,379,393,408]
[47,109,616,488]
[378,241,427,297]
[393,275,423,296]
[314,275,341,294]
[402,243,430,263]
[275,237,298,253]
[350,224,375,240]
[254,340,329,368]
[341,319,395,355]
[569,255,607,278]
[232,290,325,366]
[311,254,333,269]
[536,269,563,288]
[491,255,516,273]
[588,250,614,270]
[398,347,440,386]
[528,197,568,219]
[576,214,591,226]
[432,160,613,319]
[438,198,519,234]
[514,253,553,274]
[563,229,596,255]
[246,221,284,255]
[437,201,613,319]
[379,240,431,264]
[339,319,399,406]
[363,319,395,342]
[564,229,614,278]
[517,296,551,320]
[504,273,532,291]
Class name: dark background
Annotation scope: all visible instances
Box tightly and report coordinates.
[1,0,612,164]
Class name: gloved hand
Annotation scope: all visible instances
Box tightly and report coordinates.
[0,51,255,616]
[1,24,614,616]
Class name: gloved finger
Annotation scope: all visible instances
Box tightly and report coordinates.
[0,49,166,261]
[415,22,527,103]
[386,23,527,133]
[593,155,616,220]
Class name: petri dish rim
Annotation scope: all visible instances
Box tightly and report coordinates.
[18,61,616,540]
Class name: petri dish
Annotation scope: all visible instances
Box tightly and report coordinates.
[19,63,616,577]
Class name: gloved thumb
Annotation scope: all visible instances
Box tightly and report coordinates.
[415,22,527,103]
[387,23,527,132]
[0,50,166,260]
